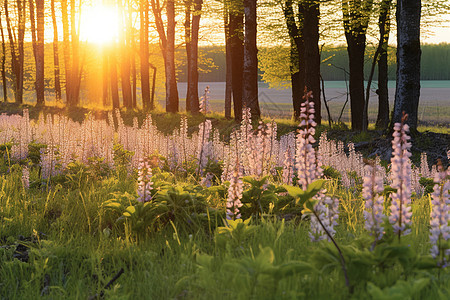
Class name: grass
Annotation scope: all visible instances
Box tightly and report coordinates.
[0,103,449,299]
[0,154,449,299]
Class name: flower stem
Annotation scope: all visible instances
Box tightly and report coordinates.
[312,209,352,293]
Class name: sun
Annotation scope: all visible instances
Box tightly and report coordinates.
[80,5,119,45]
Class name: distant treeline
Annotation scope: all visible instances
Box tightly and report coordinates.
[177,43,450,82]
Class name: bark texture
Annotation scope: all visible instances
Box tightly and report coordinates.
[342,0,373,131]
[243,0,260,119]
[303,0,321,124]
[140,0,151,110]
[51,0,62,102]
[35,0,45,105]
[376,0,391,130]
[392,0,421,131]
[229,4,244,121]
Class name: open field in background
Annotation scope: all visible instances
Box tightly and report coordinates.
[16,80,449,127]
[177,81,450,126]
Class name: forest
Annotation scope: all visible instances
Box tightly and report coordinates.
[0,0,449,299]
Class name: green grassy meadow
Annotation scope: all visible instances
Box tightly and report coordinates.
[0,104,449,299]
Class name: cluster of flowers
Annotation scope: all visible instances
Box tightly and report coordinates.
[3,108,447,253]
[429,163,449,266]
[137,158,153,203]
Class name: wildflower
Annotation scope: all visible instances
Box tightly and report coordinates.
[363,164,385,241]
[389,115,413,238]
[295,91,321,189]
[309,195,339,242]
[226,158,244,220]
[196,120,212,175]
[429,163,449,265]
[201,172,214,188]
[282,144,294,184]
[137,158,153,203]
[199,86,210,114]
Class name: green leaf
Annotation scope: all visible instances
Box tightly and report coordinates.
[104,201,122,209]
[273,261,314,278]
[196,253,213,268]
[125,206,136,214]
[282,185,305,198]
[306,179,327,194]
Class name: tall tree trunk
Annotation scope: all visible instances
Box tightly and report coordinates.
[392,0,421,131]
[0,11,7,102]
[5,0,25,104]
[128,4,137,109]
[61,0,71,105]
[150,0,179,113]
[119,0,132,108]
[376,0,390,130]
[35,0,45,106]
[342,0,373,131]
[345,34,366,130]
[102,48,109,107]
[283,0,304,121]
[140,0,151,110]
[150,64,157,109]
[70,0,80,106]
[224,7,232,119]
[165,0,179,113]
[229,2,244,121]
[243,0,260,119]
[110,45,120,109]
[29,0,37,58]
[187,0,202,113]
[51,0,62,102]
[303,0,320,124]
[184,0,192,112]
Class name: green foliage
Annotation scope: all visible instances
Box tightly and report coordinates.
[240,176,278,219]
[419,177,435,195]
[1,152,449,299]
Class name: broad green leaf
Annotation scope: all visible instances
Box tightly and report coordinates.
[126,206,136,214]
[306,179,327,193]
[282,185,305,198]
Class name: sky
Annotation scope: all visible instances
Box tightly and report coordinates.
[422,26,450,44]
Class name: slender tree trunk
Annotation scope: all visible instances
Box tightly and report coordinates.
[243,0,260,119]
[51,0,61,102]
[18,0,25,105]
[392,0,421,131]
[131,43,137,109]
[110,45,120,109]
[187,0,202,113]
[0,11,7,102]
[102,48,109,107]
[29,0,37,57]
[283,0,304,120]
[140,0,151,110]
[150,64,157,110]
[165,0,179,113]
[35,0,45,105]
[61,0,71,105]
[345,33,366,131]
[342,0,373,131]
[6,0,25,104]
[118,0,132,108]
[224,8,232,119]
[376,0,390,130]
[128,4,137,109]
[303,0,320,124]
[229,4,244,121]
[18,0,26,105]
[185,0,192,112]
[70,0,80,106]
